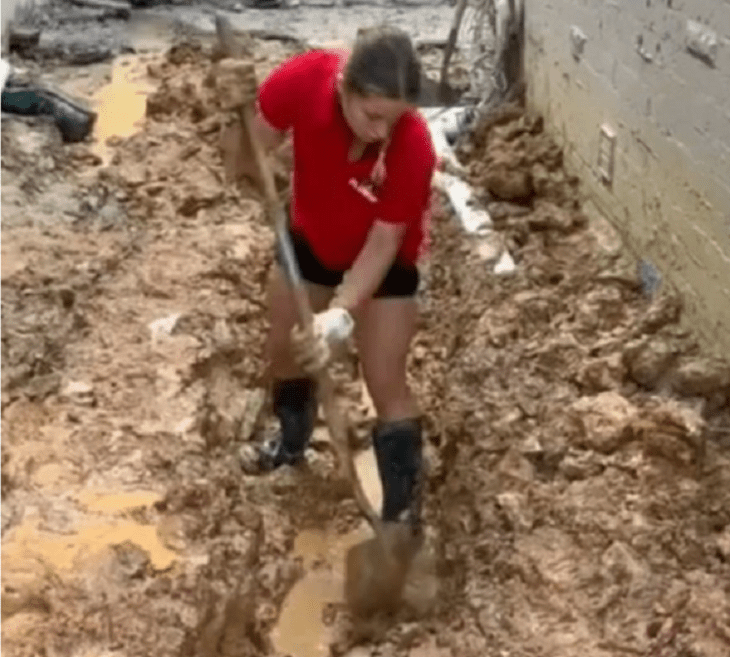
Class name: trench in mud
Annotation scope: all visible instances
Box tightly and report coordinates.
[2,29,730,657]
[272,450,383,657]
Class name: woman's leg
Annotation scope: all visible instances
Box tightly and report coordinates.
[354,295,423,530]
[250,263,335,471]
[354,296,419,422]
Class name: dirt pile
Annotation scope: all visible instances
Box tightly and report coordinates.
[400,112,730,657]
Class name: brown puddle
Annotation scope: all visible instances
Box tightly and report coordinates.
[1,490,178,607]
[271,525,372,657]
[2,514,178,574]
[91,54,155,164]
[271,448,382,657]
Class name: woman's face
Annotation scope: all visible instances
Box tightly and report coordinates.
[340,85,411,143]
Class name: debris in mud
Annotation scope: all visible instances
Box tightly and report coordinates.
[60,380,96,407]
[2,80,97,142]
[14,38,115,65]
[68,0,132,19]
[7,27,42,54]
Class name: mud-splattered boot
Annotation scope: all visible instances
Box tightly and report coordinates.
[240,378,317,473]
[372,418,425,541]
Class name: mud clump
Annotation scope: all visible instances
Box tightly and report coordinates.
[464,111,580,210]
[406,111,730,657]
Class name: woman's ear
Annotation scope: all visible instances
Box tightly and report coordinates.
[336,72,346,98]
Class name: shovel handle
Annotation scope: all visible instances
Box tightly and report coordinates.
[241,103,382,532]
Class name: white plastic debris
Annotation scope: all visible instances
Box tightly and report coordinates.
[428,112,519,276]
[423,107,472,175]
[476,235,503,263]
[433,172,492,234]
[493,250,517,276]
[148,313,183,343]
[0,59,11,91]
[61,380,96,406]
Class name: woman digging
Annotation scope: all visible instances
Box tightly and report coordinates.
[241,25,437,540]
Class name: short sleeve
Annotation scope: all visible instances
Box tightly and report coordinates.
[375,116,436,226]
[257,52,318,132]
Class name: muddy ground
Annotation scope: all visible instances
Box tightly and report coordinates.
[3,4,730,657]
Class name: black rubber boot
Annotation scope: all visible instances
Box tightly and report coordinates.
[372,418,424,533]
[258,378,318,471]
[1,83,97,143]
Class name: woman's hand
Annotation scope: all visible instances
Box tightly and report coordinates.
[291,308,355,374]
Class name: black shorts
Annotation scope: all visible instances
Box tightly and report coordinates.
[275,226,419,298]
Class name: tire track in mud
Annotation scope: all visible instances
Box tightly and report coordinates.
[2,36,730,657]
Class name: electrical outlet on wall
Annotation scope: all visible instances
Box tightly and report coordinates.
[597,124,616,185]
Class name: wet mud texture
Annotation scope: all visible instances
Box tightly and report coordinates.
[2,36,730,657]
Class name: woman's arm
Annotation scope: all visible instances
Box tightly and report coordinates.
[332,220,406,312]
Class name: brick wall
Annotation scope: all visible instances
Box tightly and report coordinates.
[523,0,730,355]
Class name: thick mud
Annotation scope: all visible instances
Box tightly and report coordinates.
[3,23,730,657]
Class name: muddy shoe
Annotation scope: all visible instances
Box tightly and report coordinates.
[239,436,303,474]
[373,418,425,537]
[239,378,317,474]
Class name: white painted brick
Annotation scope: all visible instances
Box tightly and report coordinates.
[525,0,730,355]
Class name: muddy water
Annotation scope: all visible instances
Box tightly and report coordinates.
[3,511,177,573]
[90,54,155,164]
[272,524,372,657]
[272,449,382,657]
[1,489,178,612]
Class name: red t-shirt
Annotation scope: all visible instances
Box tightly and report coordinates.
[256,49,436,270]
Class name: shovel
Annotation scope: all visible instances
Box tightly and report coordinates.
[215,16,418,615]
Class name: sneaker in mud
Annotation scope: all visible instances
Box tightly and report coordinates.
[239,378,317,475]
[238,435,306,475]
[238,421,305,475]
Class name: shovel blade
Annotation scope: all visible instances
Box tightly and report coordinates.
[345,537,408,618]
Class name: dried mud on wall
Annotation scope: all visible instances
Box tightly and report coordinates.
[522,0,730,356]
[2,36,730,657]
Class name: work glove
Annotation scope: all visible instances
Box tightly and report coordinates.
[291,307,354,374]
